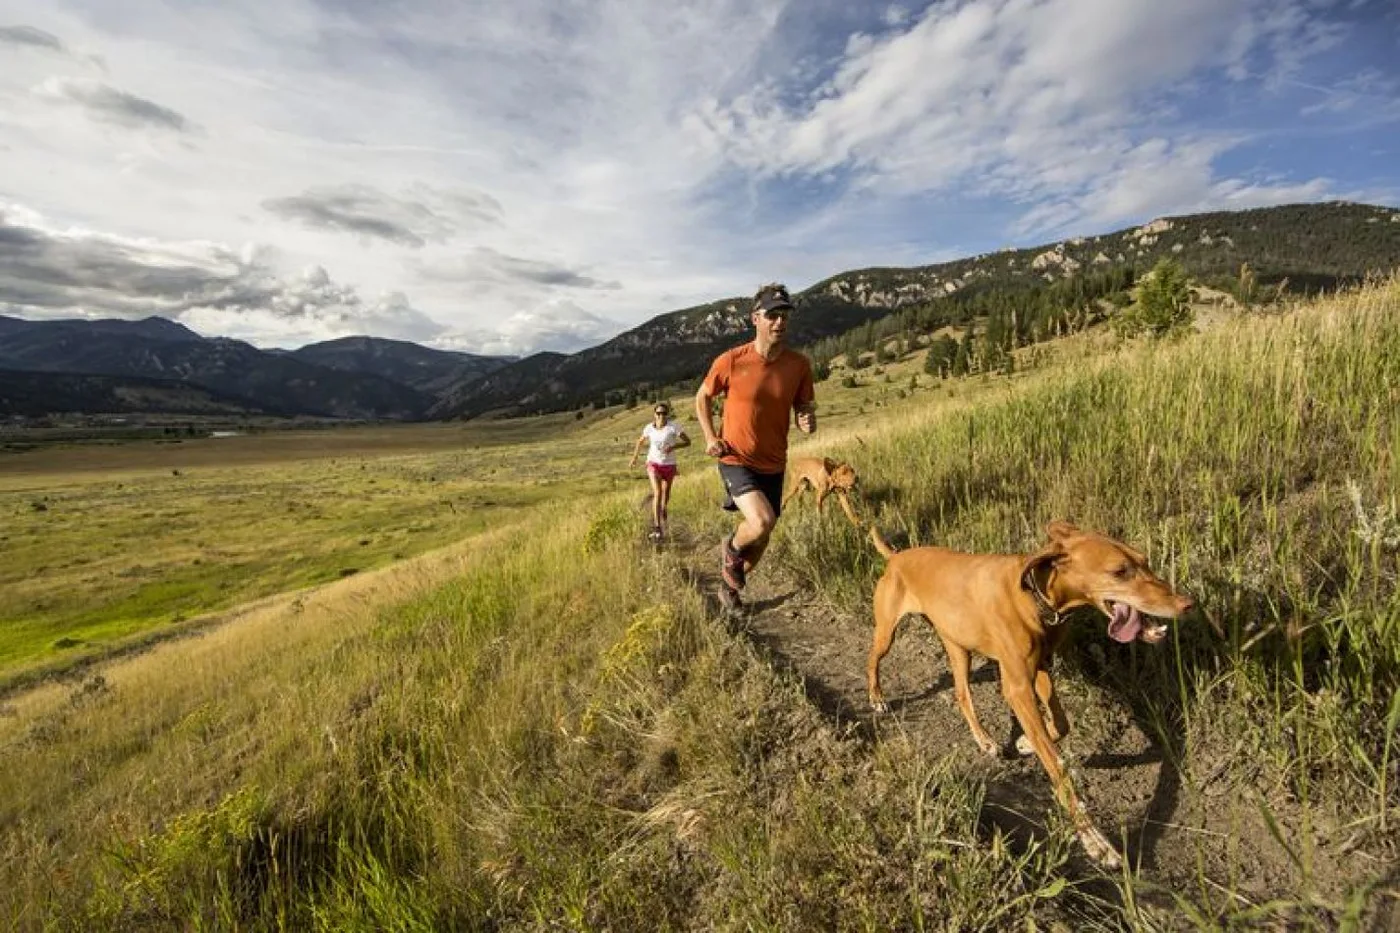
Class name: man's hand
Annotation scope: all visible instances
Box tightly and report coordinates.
[705,438,729,458]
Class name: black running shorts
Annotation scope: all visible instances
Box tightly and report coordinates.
[718,462,785,518]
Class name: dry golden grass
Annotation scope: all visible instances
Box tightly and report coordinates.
[3,282,1398,929]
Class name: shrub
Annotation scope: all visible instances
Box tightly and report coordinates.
[1118,258,1194,338]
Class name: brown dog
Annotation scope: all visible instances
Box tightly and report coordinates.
[782,456,862,527]
[866,520,1193,868]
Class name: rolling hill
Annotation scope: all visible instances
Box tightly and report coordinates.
[289,335,512,396]
[430,200,1400,418]
[0,369,269,418]
[0,318,436,420]
[2,201,1397,421]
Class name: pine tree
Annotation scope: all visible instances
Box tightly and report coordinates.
[1118,258,1194,338]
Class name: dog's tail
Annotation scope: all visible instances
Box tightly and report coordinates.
[868,525,897,560]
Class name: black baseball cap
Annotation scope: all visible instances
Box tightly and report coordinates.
[753,287,794,314]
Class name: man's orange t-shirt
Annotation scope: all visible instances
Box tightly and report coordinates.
[701,343,815,474]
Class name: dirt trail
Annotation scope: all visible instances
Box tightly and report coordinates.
[658,515,1396,920]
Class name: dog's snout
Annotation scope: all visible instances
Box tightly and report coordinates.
[1177,594,1195,614]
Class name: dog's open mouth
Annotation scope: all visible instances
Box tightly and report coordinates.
[1105,601,1169,644]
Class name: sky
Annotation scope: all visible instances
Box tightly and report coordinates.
[1,0,1398,357]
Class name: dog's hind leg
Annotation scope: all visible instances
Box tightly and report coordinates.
[781,478,808,511]
[867,577,902,713]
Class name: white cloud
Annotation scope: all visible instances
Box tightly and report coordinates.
[0,0,795,353]
[696,0,1360,235]
[435,300,622,357]
[0,200,631,352]
[0,24,66,53]
[416,247,620,291]
[179,285,450,348]
[262,183,502,248]
[0,202,445,343]
[882,6,911,28]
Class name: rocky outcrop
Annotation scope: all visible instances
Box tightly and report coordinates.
[1130,218,1174,239]
[1031,248,1081,274]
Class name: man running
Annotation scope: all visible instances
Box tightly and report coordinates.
[694,282,816,610]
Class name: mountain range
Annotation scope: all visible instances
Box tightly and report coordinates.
[2,201,1398,422]
[0,317,507,420]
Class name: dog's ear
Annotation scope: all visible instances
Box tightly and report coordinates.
[823,457,838,473]
[1118,541,1148,565]
[1046,520,1081,542]
[1020,541,1065,591]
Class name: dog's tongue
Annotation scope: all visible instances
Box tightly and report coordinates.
[1107,603,1142,643]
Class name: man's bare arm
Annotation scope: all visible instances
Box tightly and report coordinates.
[695,386,729,456]
[795,400,817,434]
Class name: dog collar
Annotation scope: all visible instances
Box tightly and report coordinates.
[1025,568,1064,627]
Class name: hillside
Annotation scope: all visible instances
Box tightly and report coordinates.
[289,335,512,396]
[428,293,888,418]
[433,200,1400,418]
[0,317,434,420]
[0,370,269,418]
[3,202,1397,422]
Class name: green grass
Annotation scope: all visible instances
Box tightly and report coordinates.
[0,415,677,685]
[3,280,1399,929]
[781,281,1400,795]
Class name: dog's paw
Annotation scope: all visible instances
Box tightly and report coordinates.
[1077,825,1122,870]
[870,698,889,715]
[1015,733,1067,763]
[975,736,999,757]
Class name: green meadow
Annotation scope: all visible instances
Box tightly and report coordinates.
[0,417,643,689]
[2,280,1398,930]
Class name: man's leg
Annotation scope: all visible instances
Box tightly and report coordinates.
[729,489,777,575]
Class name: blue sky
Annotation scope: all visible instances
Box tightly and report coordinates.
[1,0,1397,355]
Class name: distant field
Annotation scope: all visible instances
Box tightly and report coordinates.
[0,415,643,687]
[0,417,595,479]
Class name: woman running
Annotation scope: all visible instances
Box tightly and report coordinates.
[628,401,691,541]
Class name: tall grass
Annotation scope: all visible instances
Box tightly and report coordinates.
[3,280,1398,929]
[2,496,1080,930]
[776,278,1400,924]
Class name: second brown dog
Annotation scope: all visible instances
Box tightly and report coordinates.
[782,456,862,527]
